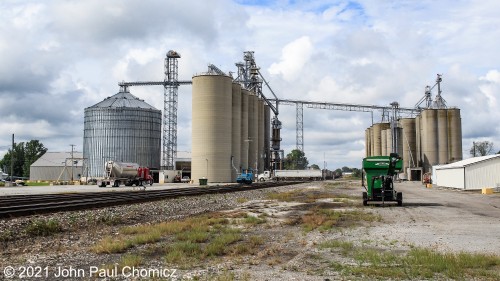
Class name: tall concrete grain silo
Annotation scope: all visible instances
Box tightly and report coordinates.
[240,89,249,169]
[231,83,242,181]
[83,91,161,178]
[370,126,375,156]
[264,104,271,171]
[400,118,416,174]
[381,129,388,156]
[365,128,372,157]
[394,127,403,156]
[420,109,439,173]
[258,99,265,173]
[248,93,258,171]
[415,115,422,166]
[192,74,232,183]
[372,123,390,156]
[437,109,449,164]
[447,108,462,162]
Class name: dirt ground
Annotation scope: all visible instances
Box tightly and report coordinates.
[1,180,499,280]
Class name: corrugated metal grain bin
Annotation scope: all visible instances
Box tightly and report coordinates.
[83,91,161,178]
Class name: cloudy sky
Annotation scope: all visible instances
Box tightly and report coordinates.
[1,0,499,170]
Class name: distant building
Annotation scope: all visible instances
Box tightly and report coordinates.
[175,151,191,178]
[30,152,84,181]
[0,169,7,179]
[434,154,500,190]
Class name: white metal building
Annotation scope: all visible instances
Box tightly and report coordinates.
[434,154,500,190]
[30,152,84,181]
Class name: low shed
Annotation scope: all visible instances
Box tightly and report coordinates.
[30,152,84,181]
[434,154,500,190]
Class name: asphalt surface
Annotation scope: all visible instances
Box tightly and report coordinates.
[350,181,500,254]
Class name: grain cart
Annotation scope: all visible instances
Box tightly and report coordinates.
[97,161,153,187]
[362,153,403,206]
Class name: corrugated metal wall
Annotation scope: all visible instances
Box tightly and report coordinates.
[435,167,465,189]
[465,158,500,190]
[83,107,161,177]
[30,166,85,181]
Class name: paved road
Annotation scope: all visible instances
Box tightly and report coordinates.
[349,181,500,254]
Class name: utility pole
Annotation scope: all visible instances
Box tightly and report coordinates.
[10,134,14,182]
[70,144,75,181]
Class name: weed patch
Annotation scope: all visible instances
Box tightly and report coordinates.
[300,208,380,232]
[24,219,62,237]
[318,241,500,280]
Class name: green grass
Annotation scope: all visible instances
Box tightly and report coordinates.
[24,219,62,237]
[237,197,249,204]
[92,230,162,254]
[300,208,381,232]
[266,189,337,203]
[93,213,254,264]
[318,240,354,255]
[318,240,500,280]
[26,182,50,186]
[243,214,267,225]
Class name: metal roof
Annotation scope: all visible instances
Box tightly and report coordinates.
[31,152,84,167]
[435,154,500,170]
[88,91,157,110]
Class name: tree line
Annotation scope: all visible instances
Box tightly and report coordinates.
[0,140,47,178]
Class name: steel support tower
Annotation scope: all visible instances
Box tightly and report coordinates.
[296,103,304,151]
[163,51,180,170]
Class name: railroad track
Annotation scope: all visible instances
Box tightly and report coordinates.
[0,181,304,219]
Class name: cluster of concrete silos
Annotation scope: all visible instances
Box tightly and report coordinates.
[365,108,462,178]
[191,74,270,183]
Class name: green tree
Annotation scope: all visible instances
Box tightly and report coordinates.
[0,140,47,178]
[341,166,352,173]
[310,164,320,170]
[352,168,361,178]
[23,140,47,177]
[283,149,309,170]
[469,141,494,157]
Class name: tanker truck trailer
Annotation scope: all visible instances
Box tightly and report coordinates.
[97,161,153,188]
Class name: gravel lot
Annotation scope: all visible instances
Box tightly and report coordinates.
[0,180,499,280]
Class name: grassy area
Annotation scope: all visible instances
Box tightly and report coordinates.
[319,239,500,280]
[90,185,499,280]
[288,208,381,232]
[266,189,339,203]
[25,182,51,186]
[92,213,265,268]
[24,218,63,237]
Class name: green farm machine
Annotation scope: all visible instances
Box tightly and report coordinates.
[362,153,403,206]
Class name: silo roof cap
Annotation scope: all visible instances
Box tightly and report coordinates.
[89,91,157,110]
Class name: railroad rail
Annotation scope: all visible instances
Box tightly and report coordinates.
[0,182,304,219]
